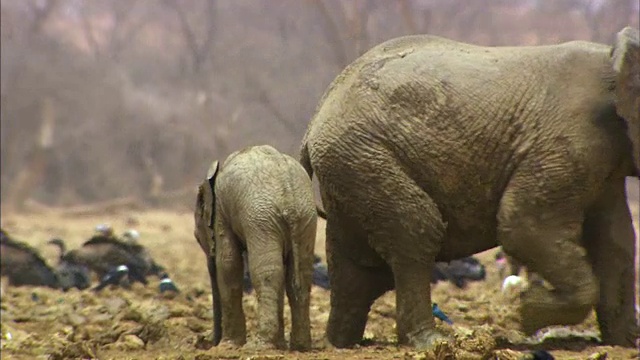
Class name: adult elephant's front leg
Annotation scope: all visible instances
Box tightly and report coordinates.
[583,177,639,347]
[498,164,599,335]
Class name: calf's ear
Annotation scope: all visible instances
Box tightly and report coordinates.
[194,160,220,256]
[205,161,220,228]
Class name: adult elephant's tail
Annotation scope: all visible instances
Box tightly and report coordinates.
[300,141,327,219]
[299,140,314,179]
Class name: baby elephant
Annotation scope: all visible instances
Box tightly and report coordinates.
[194,145,317,351]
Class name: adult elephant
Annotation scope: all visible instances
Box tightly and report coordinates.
[300,27,639,349]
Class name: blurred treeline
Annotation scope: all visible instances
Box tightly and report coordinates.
[1,0,637,210]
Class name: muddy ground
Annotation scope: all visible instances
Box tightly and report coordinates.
[1,186,639,359]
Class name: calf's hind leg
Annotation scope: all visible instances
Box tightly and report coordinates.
[215,225,247,346]
[246,236,286,349]
[285,218,316,351]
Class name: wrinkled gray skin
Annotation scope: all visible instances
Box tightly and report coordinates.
[194,145,317,351]
[300,27,640,349]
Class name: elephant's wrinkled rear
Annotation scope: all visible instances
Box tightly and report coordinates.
[300,28,640,349]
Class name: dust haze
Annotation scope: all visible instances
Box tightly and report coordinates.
[2,1,640,359]
[1,0,638,211]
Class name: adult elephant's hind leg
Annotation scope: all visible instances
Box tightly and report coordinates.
[497,170,598,335]
[324,212,394,348]
[583,178,639,346]
[370,184,447,348]
[332,159,448,349]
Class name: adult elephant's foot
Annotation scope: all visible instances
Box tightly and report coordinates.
[219,332,247,348]
[216,338,244,350]
[288,330,312,352]
[519,282,595,336]
[595,304,639,347]
[326,303,371,348]
[408,327,452,350]
[243,338,283,351]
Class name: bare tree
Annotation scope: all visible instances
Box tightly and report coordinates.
[78,0,150,61]
[7,97,56,211]
[308,0,375,68]
[398,0,418,34]
[245,71,299,135]
[3,0,637,210]
[162,0,217,78]
[28,0,59,35]
[578,0,638,42]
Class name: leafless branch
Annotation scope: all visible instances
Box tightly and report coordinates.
[7,97,56,211]
[142,153,165,200]
[79,5,101,58]
[398,0,418,34]
[348,0,373,57]
[248,74,299,135]
[309,0,349,67]
[28,0,59,35]
[107,0,140,59]
[163,0,217,75]
[199,0,217,68]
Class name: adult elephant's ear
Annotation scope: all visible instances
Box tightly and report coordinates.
[611,26,640,172]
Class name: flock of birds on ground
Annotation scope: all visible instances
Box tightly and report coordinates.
[0,225,177,295]
[0,224,522,296]
[0,224,555,359]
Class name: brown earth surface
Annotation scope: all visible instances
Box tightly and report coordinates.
[1,185,639,360]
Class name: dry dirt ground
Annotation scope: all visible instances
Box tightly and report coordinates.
[1,183,639,360]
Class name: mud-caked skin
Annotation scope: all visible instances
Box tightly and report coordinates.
[194,145,317,351]
[300,27,640,349]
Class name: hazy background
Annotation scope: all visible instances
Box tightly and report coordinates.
[1,0,638,212]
